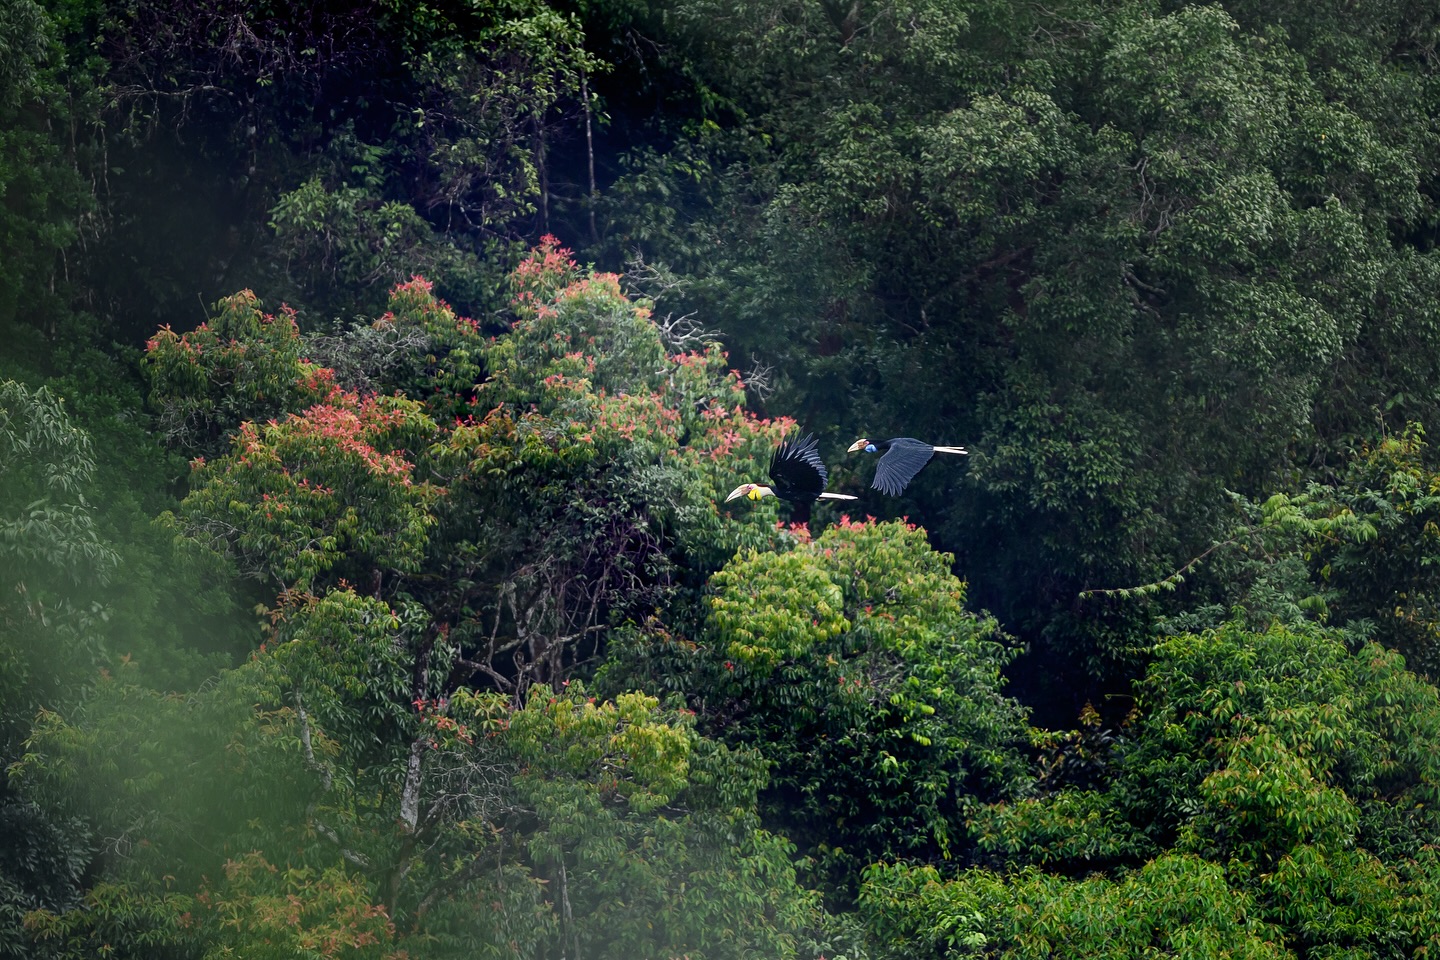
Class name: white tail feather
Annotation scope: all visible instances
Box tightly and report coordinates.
[819,493,860,500]
[932,446,968,455]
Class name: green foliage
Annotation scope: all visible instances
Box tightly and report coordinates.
[482,686,819,960]
[1296,426,1440,676]
[0,0,92,370]
[200,854,397,960]
[0,1,49,104]
[0,384,115,938]
[860,855,1289,960]
[600,0,1440,679]
[1118,623,1440,865]
[22,880,194,960]
[904,619,1440,958]
[173,388,441,591]
[612,518,1031,896]
[1119,426,1440,678]
[268,176,512,321]
[149,240,795,699]
[0,376,258,952]
[143,292,335,456]
[26,1,1440,951]
[17,658,819,958]
[967,789,1154,873]
[0,379,118,772]
[15,241,854,957]
[0,381,115,575]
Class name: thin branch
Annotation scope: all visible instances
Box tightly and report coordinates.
[582,69,598,244]
[1079,536,1239,600]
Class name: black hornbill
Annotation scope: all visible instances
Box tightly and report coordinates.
[725,432,858,505]
[847,437,968,495]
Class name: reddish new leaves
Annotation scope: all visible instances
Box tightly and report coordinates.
[179,387,439,590]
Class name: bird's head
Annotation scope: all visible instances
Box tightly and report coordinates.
[847,438,877,454]
[725,483,775,503]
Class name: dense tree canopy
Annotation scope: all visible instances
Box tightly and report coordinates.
[8,0,1440,955]
[595,0,1440,693]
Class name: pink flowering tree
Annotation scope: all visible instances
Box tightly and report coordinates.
[420,237,799,694]
[84,238,837,954]
[170,386,441,592]
[144,237,808,740]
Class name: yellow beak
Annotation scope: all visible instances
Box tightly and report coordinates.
[725,485,751,503]
[847,439,868,453]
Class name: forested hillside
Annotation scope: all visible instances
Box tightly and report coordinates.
[7,0,1440,956]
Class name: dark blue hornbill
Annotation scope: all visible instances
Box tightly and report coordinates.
[847,437,968,495]
[725,432,858,506]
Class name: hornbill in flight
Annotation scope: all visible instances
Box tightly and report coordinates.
[725,432,858,505]
[848,437,968,495]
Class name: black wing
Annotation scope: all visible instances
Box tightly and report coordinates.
[769,432,828,502]
[872,438,935,495]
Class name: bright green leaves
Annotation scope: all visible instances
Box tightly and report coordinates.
[692,519,1028,891]
[478,685,817,960]
[20,880,195,960]
[151,239,807,698]
[710,518,989,674]
[372,275,487,421]
[615,0,1440,682]
[66,236,844,958]
[1120,623,1386,863]
[489,236,680,421]
[967,790,1154,872]
[1192,733,1360,864]
[709,548,849,671]
[258,589,417,760]
[861,855,1289,960]
[1291,427,1440,676]
[485,241,672,425]
[16,602,821,959]
[174,389,440,591]
[948,617,1440,958]
[504,687,691,815]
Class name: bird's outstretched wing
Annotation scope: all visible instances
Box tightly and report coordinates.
[873,438,935,495]
[770,432,828,501]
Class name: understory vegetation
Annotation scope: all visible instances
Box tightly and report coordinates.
[7,0,1440,956]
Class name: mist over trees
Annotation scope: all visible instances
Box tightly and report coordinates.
[7,0,1440,956]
